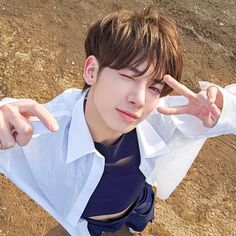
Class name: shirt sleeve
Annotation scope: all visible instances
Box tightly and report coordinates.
[151,83,236,200]
[0,97,21,106]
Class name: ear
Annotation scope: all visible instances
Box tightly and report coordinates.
[83,55,99,85]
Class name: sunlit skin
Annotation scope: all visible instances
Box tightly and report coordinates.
[0,100,58,149]
[83,56,222,146]
[84,58,164,145]
[0,55,223,152]
[157,75,223,128]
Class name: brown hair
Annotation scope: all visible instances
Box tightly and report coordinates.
[83,7,183,97]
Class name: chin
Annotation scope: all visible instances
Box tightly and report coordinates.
[107,121,137,134]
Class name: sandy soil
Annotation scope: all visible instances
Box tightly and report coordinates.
[0,0,235,235]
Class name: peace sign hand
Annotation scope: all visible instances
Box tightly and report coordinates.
[157,75,223,128]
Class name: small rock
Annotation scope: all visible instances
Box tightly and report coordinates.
[2,35,14,45]
[0,52,8,58]
[34,58,45,71]
[15,51,30,62]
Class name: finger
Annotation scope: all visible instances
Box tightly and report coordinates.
[198,107,215,128]
[8,113,33,146]
[197,92,221,119]
[207,86,219,104]
[163,75,197,99]
[0,104,34,148]
[13,100,59,132]
[208,103,221,120]
[207,86,223,113]
[0,121,16,149]
[157,105,187,115]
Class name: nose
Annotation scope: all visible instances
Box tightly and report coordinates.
[128,83,146,107]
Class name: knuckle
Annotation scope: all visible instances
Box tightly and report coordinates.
[16,133,32,147]
[19,99,39,110]
[16,125,33,147]
[20,124,33,136]
[32,102,41,112]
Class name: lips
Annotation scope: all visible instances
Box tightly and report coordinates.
[116,108,140,122]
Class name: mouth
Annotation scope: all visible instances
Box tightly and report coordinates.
[116,108,140,122]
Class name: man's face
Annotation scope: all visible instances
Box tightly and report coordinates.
[86,62,164,137]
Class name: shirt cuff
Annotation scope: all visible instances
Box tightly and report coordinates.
[0,97,20,106]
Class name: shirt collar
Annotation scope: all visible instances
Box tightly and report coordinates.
[136,119,170,158]
[66,91,96,164]
[66,91,169,163]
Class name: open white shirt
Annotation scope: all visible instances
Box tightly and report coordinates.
[0,82,235,236]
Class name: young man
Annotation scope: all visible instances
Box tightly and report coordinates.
[0,7,235,236]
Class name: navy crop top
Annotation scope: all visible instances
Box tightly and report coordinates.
[81,128,146,218]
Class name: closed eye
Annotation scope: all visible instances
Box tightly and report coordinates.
[119,73,135,81]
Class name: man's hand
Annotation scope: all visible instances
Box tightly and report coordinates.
[0,99,59,150]
[157,75,223,128]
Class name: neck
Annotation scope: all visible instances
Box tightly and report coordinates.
[84,89,122,145]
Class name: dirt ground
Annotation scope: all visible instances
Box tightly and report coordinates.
[0,0,235,235]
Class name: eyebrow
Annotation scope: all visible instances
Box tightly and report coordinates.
[121,68,165,85]
[130,68,143,75]
[152,78,164,85]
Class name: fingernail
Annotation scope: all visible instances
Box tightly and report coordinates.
[51,121,59,131]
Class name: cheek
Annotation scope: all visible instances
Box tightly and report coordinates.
[93,82,119,113]
[145,96,160,113]
[94,78,131,108]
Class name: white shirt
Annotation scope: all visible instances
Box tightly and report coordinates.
[0,82,235,236]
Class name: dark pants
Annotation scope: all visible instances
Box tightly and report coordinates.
[85,182,155,236]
